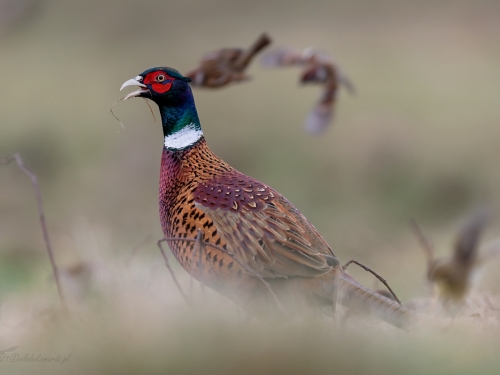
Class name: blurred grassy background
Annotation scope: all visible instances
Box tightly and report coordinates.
[1,0,500,373]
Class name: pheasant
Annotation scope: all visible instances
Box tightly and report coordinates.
[120,67,415,328]
[261,47,355,134]
[185,33,271,88]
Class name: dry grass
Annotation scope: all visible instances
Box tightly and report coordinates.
[2,240,500,375]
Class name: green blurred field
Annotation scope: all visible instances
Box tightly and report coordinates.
[1,0,500,373]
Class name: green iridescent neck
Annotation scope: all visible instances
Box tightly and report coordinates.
[158,94,201,138]
[158,90,204,150]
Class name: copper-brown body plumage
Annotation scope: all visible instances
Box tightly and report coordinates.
[159,138,414,326]
[159,139,337,300]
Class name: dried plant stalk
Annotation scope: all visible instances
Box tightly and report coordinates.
[342,259,402,305]
[157,238,193,308]
[0,153,67,310]
[110,95,155,132]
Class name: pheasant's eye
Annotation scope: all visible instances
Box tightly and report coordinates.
[157,75,166,82]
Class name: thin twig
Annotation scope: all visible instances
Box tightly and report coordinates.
[192,229,206,297]
[110,91,155,133]
[142,98,156,122]
[0,153,67,310]
[188,232,200,299]
[409,218,435,266]
[157,239,193,308]
[161,236,287,315]
[342,259,402,305]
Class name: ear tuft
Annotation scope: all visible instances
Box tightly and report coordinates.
[164,67,192,83]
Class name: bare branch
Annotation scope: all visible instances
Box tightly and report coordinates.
[342,259,402,305]
[409,218,435,266]
[157,238,193,308]
[0,153,67,310]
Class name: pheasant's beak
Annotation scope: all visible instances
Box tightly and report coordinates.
[120,76,148,100]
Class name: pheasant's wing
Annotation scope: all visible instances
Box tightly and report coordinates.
[193,172,337,278]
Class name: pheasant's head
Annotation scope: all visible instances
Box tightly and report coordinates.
[120,67,202,146]
[120,67,192,106]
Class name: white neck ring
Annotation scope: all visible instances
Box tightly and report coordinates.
[164,123,203,149]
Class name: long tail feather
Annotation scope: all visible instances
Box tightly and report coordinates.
[338,274,416,328]
[308,271,417,328]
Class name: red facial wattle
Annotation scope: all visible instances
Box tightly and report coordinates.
[151,82,172,93]
[143,71,174,94]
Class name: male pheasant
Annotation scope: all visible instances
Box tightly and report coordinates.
[120,67,415,328]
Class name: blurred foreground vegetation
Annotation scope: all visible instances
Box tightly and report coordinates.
[1,0,500,373]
